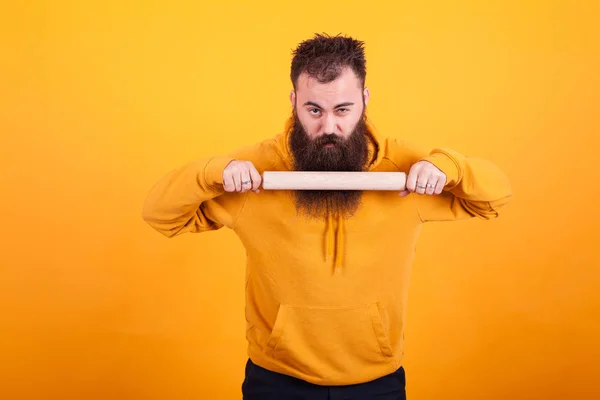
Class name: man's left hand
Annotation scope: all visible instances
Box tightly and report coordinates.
[399,161,446,197]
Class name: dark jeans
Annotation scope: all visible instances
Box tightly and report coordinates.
[242,359,406,400]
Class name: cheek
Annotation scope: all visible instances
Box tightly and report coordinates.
[298,115,320,138]
[340,114,361,136]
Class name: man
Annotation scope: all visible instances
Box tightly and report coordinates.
[142,33,512,399]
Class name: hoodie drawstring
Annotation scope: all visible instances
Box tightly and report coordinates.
[325,213,345,274]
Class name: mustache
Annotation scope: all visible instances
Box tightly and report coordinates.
[316,134,342,145]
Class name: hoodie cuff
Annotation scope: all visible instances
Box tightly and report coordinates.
[421,149,462,190]
[204,156,235,188]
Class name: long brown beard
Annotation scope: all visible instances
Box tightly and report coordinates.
[288,112,370,220]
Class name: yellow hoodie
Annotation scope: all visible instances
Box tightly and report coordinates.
[142,124,512,386]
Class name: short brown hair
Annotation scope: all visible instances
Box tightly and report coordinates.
[290,33,366,89]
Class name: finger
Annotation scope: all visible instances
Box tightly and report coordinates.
[223,171,235,192]
[405,165,420,192]
[398,189,410,197]
[240,169,251,193]
[434,176,445,195]
[231,168,242,192]
[248,164,262,193]
[425,177,437,195]
[414,172,430,195]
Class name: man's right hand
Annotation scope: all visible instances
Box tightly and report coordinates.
[222,160,262,194]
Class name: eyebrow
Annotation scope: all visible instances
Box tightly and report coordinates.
[303,101,355,109]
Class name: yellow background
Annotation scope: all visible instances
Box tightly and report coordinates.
[1,1,599,399]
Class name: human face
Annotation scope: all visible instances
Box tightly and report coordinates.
[290,67,370,143]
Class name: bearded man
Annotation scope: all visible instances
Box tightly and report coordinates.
[142,33,512,400]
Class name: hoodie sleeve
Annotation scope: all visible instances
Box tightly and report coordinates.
[141,140,276,237]
[388,139,513,222]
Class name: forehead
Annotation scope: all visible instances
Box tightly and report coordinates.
[295,68,363,106]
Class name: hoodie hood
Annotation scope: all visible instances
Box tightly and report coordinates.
[274,117,387,274]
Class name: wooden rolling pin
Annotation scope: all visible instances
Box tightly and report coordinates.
[262,171,407,191]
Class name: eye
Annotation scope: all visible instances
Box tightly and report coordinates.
[308,108,321,116]
[336,108,350,114]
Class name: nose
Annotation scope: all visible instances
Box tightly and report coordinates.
[322,113,336,135]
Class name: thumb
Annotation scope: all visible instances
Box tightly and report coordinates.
[398,190,410,197]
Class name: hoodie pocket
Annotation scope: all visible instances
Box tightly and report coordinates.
[265,303,395,378]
